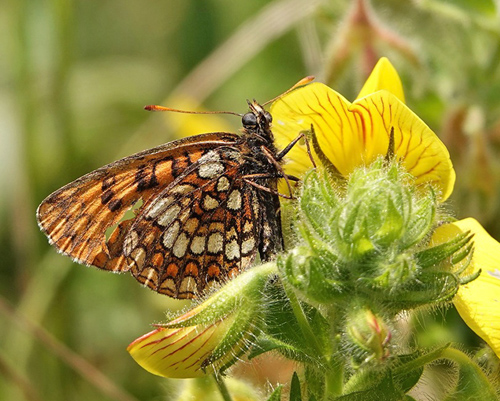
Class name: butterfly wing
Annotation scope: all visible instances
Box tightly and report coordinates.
[37,132,283,299]
[37,133,239,273]
[123,146,283,298]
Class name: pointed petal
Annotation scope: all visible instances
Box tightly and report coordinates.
[127,316,236,378]
[431,218,500,358]
[356,57,405,103]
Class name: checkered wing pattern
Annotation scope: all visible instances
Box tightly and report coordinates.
[125,147,281,298]
[37,132,282,299]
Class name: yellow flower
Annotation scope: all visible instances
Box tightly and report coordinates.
[431,218,500,358]
[271,57,455,201]
[272,57,500,359]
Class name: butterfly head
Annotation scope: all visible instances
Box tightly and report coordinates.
[242,100,273,141]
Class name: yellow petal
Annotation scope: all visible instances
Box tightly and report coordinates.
[127,315,237,378]
[356,57,405,103]
[271,83,455,200]
[431,218,500,358]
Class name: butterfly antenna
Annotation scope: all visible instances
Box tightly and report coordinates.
[262,76,315,106]
[144,104,242,117]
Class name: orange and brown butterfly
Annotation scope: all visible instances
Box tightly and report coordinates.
[36,78,315,299]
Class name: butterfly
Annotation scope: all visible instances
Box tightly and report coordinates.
[37,79,315,299]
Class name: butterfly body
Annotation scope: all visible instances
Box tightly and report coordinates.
[37,101,286,299]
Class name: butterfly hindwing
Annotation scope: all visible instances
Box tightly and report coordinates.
[124,147,275,298]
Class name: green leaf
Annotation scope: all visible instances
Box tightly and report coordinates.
[247,336,307,361]
[415,231,473,269]
[290,372,302,401]
[442,348,499,401]
[262,282,324,361]
[393,355,424,393]
[266,385,282,401]
[337,370,405,401]
[382,271,459,308]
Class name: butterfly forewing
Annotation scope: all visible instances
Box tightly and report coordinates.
[37,133,239,272]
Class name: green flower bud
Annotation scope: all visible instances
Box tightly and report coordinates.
[286,160,474,311]
[346,308,391,365]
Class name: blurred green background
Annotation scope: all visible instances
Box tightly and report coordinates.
[1,0,500,400]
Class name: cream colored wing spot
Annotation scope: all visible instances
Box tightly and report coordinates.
[179,276,197,295]
[207,232,223,253]
[190,236,206,254]
[123,230,139,255]
[173,232,189,258]
[130,247,146,268]
[198,151,225,179]
[225,240,240,260]
[146,196,174,219]
[170,184,196,195]
[227,189,242,210]
[157,204,182,227]
[162,221,181,248]
[184,218,199,235]
[202,194,219,210]
[241,237,255,255]
[142,269,159,289]
[217,176,230,191]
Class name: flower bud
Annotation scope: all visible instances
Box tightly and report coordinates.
[286,161,473,311]
[346,308,391,365]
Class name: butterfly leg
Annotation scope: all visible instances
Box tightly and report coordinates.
[275,131,317,168]
[242,178,293,199]
[260,146,295,197]
[242,173,300,181]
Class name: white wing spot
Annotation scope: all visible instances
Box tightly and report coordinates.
[207,232,223,253]
[162,221,180,249]
[173,233,189,258]
[146,196,174,219]
[157,204,181,227]
[227,190,242,210]
[199,162,224,179]
[198,152,224,179]
[226,240,240,260]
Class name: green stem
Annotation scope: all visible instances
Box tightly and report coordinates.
[213,374,234,401]
[324,358,344,400]
[283,281,325,359]
[391,344,450,378]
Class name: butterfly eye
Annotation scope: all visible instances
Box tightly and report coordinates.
[242,112,257,127]
[264,111,272,123]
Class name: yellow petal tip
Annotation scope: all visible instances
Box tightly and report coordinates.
[356,57,406,103]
